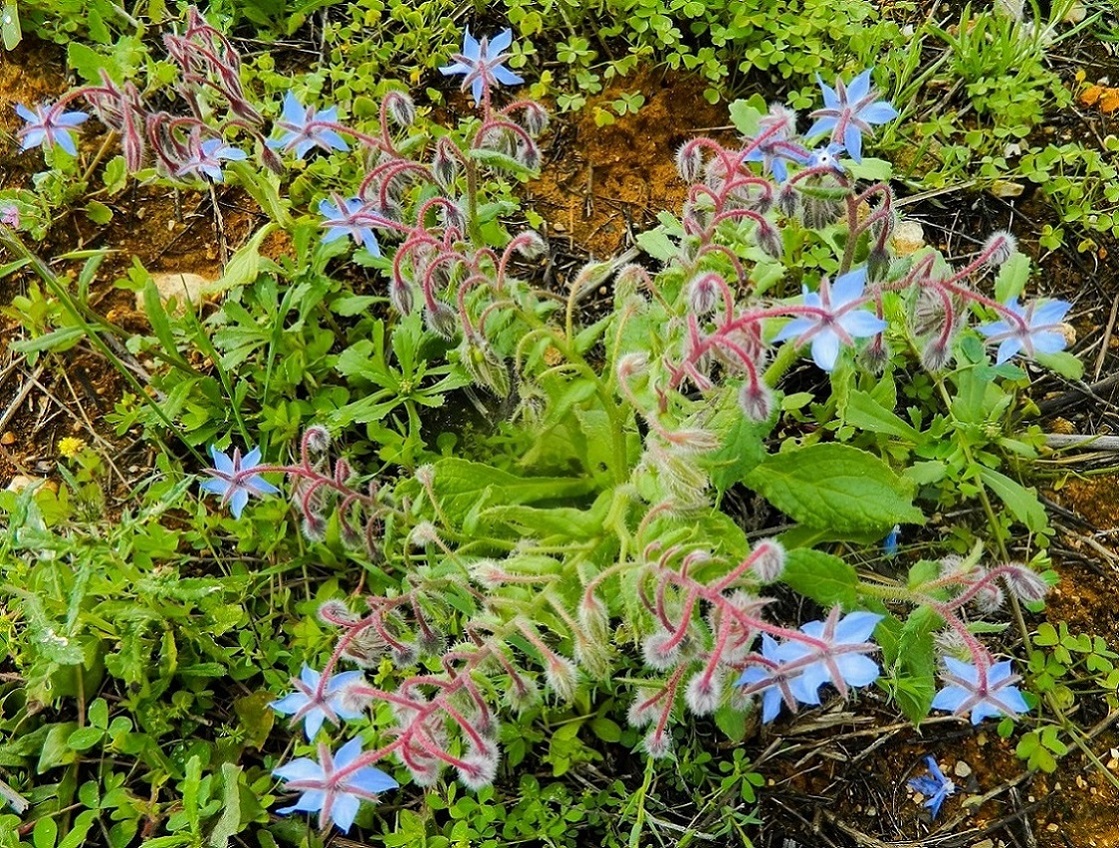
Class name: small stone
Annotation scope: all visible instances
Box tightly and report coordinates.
[136,271,217,313]
[0,431,14,445]
[890,220,925,256]
[6,475,43,492]
[976,732,988,746]
[954,760,972,778]
[1047,824,1060,832]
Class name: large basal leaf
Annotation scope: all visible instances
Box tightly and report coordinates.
[746,443,923,533]
[431,458,597,526]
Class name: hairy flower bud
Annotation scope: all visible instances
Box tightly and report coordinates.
[543,654,579,702]
[626,689,660,728]
[685,671,723,716]
[318,599,360,626]
[457,748,499,790]
[642,728,672,759]
[755,221,784,260]
[391,641,419,666]
[302,514,327,542]
[687,273,722,316]
[919,339,952,373]
[340,626,388,667]
[642,629,684,671]
[974,582,1005,614]
[752,539,786,582]
[425,300,459,339]
[390,277,415,316]
[409,521,442,549]
[675,140,705,183]
[983,230,1017,267]
[520,102,549,136]
[385,91,416,127]
[462,340,511,397]
[616,352,648,380]
[516,230,548,259]
[777,184,799,218]
[738,380,774,423]
[506,673,540,712]
[1003,564,1050,603]
[432,138,459,188]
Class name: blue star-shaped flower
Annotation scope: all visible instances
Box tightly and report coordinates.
[806,69,898,163]
[319,196,381,256]
[266,91,350,160]
[274,738,398,832]
[175,138,248,183]
[15,102,89,157]
[773,267,887,372]
[787,608,884,704]
[931,657,1030,724]
[439,28,524,104]
[199,444,280,518]
[977,298,1071,364]
[271,665,368,740]
[908,755,956,818]
[737,633,810,723]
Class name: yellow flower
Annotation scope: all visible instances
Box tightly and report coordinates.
[58,436,87,459]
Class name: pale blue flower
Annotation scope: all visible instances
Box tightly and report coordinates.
[931,657,1030,724]
[440,28,524,104]
[977,298,1071,364]
[737,634,805,722]
[266,92,350,160]
[319,196,381,256]
[274,738,398,832]
[15,102,89,157]
[737,608,883,722]
[773,267,887,371]
[806,69,898,163]
[908,755,956,818]
[785,608,883,704]
[271,665,368,740]
[199,444,280,518]
[176,138,248,183]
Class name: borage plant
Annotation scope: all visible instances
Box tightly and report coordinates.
[11,7,1076,836]
[172,52,1073,834]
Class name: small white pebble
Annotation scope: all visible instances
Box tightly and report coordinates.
[954,760,972,778]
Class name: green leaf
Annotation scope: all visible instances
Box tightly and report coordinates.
[207,764,243,848]
[468,147,535,177]
[714,705,748,741]
[11,326,86,355]
[976,465,1047,532]
[1034,350,1083,380]
[57,811,97,848]
[994,253,1030,303]
[843,390,920,441]
[212,225,276,292]
[728,99,764,135]
[635,228,677,261]
[590,718,622,743]
[430,458,596,526]
[746,443,923,532]
[780,548,859,607]
[33,816,57,848]
[846,157,893,182]
[1,2,22,51]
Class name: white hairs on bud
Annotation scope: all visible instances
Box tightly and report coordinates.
[738,380,774,423]
[642,729,673,759]
[983,230,1018,266]
[303,425,331,453]
[1003,564,1050,603]
[543,654,579,702]
[408,521,442,549]
[752,539,786,582]
[684,671,723,716]
[642,629,684,671]
[675,141,704,183]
